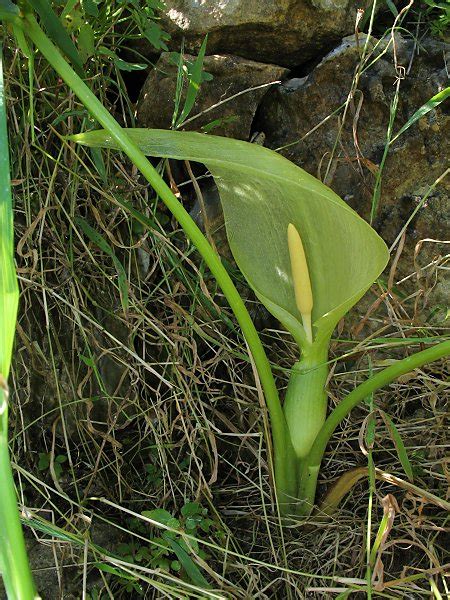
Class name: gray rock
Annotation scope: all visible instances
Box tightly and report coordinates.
[158,0,375,67]
[136,53,288,139]
[258,34,450,317]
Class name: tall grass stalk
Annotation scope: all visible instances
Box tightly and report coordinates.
[0,42,37,599]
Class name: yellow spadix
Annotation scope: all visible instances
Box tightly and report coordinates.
[287,223,313,344]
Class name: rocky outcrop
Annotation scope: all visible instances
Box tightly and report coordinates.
[136,53,288,139]
[257,35,450,315]
[157,0,375,67]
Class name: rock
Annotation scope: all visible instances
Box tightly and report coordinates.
[136,53,288,139]
[258,35,450,318]
[158,0,375,67]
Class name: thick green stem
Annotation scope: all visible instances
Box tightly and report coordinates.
[297,340,450,516]
[0,393,37,600]
[21,14,297,510]
[284,347,328,462]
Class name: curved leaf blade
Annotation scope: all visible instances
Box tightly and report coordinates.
[28,0,85,77]
[71,129,389,347]
[0,44,18,379]
[0,0,19,19]
[76,217,129,314]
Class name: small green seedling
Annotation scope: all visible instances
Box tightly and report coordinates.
[118,503,212,588]
[37,452,68,480]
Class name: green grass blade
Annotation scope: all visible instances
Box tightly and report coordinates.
[379,410,414,482]
[370,80,400,223]
[167,538,210,588]
[0,0,19,20]
[390,87,450,145]
[76,217,129,314]
[0,53,18,381]
[171,39,186,128]
[0,41,37,600]
[175,36,208,128]
[27,0,85,77]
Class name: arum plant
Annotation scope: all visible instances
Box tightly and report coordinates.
[70,128,392,509]
[73,129,449,518]
[65,126,450,518]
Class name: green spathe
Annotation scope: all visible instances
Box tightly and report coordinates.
[284,351,329,459]
[71,129,390,352]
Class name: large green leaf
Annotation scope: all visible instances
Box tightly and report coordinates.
[71,129,389,349]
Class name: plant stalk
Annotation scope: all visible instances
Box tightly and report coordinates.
[20,13,297,510]
[0,36,37,598]
[283,346,328,463]
[297,340,450,516]
[0,392,37,600]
